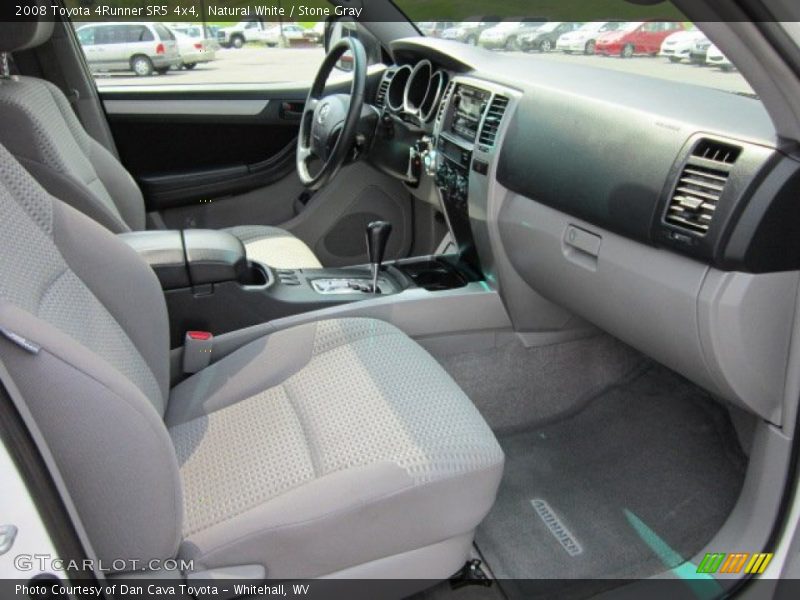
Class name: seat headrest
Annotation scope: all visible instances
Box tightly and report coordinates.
[0,4,54,53]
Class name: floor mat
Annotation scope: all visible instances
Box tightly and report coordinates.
[474,364,748,599]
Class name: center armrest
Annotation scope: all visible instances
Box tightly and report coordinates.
[118,229,248,289]
[183,229,248,285]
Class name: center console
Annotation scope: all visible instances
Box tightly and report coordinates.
[118,79,518,352]
[428,81,509,270]
[120,228,478,348]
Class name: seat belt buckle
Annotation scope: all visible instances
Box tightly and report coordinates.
[183,331,213,374]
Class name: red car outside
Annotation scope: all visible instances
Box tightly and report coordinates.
[595,21,686,57]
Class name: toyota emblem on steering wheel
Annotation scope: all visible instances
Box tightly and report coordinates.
[317,103,330,124]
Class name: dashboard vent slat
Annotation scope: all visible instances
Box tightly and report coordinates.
[478,94,509,148]
[436,80,455,124]
[692,139,742,164]
[665,138,742,236]
[375,71,393,109]
[666,165,731,234]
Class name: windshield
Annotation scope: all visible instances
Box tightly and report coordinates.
[397,1,757,99]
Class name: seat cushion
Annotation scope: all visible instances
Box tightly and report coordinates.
[224,225,322,269]
[167,318,503,578]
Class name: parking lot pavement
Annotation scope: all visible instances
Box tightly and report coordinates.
[93,45,754,97]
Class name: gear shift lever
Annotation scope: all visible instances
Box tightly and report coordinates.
[366,221,392,294]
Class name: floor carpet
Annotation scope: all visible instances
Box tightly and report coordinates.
[474,364,748,599]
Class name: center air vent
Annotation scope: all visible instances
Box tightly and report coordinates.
[436,80,455,124]
[478,94,509,149]
[665,138,741,235]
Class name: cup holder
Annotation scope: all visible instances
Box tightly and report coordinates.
[238,262,269,288]
[399,258,469,291]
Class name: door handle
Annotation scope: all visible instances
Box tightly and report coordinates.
[280,101,304,120]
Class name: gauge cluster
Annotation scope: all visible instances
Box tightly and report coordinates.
[378,60,449,126]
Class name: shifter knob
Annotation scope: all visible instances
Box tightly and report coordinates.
[366,221,392,293]
[366,221,392,266]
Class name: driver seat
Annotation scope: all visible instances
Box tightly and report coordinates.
[0,18,322,269]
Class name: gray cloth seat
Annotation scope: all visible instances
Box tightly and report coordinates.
[0,19,321,269]
[0,140,504,579]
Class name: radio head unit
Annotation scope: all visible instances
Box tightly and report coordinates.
[450,84,490,143]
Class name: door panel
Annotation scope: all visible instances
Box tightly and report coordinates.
[97,71,417,266]
[102,89,308,208]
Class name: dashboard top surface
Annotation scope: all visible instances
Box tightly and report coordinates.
[390,36,777,147]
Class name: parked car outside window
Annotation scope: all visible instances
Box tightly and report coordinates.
[478,18,546,51]
[595,20,686,58]
[440,16,502,45]
[555,21,623,54]
[76,22,181,77]
[168,28,216,70]
[659,24,708,63]
[519,21,584,52]
[706,43,735,71]
[417,21,458,38]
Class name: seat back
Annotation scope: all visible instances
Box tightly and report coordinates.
[0,16,146,234]
[0,141,181,566]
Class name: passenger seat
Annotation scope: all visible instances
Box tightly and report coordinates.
[0,138,504,581]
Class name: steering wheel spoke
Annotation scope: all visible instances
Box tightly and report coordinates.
[297,145,313,163]
[295,37,366,191]
[304,97,319,114]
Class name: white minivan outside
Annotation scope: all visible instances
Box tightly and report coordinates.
[76,22,181,77]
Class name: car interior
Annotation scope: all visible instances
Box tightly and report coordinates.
[1,0,800,599]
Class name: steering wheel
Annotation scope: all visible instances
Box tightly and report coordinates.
[296,36,367,191]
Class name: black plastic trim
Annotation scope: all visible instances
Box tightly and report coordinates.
[652,133,777,266]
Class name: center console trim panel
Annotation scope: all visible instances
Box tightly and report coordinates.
[431,75,522,276]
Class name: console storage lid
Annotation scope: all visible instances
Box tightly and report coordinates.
[119,229,248,289]
[182,229,248,286]
[118,230,188,289]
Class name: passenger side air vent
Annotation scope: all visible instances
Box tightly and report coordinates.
[436,80,455,124]
[692,138,742,164]
[478,94,509,149]
[665,166,728,234]
[665,138,741,235]
[375,71,393,109]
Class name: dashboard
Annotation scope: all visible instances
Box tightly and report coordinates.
[374,37,800,274]
[370,55,521,266]
[366,37,800,428]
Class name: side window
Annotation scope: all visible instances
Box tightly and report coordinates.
[127,25,154,43]
[153,24,174,42]
[95,25,127,46]
[71,19,380,85]
[76,27,94,46]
